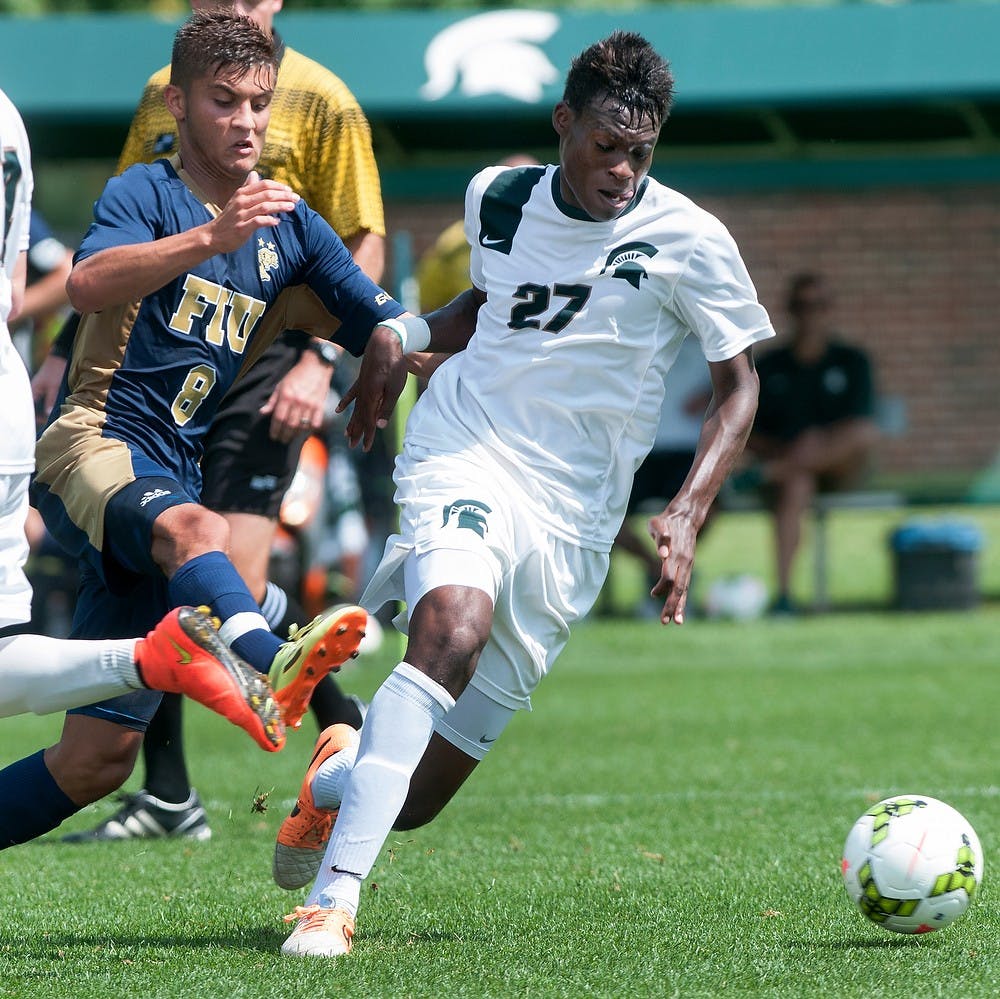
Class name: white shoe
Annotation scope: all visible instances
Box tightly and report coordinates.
[281,905,355,957]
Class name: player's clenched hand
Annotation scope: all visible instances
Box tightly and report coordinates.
[338,325,407,452]
[208,172,300,254]
[647,508,699,626]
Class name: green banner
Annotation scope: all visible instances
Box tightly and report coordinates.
[2,2,999,119]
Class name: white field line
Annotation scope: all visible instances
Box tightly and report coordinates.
[262,785,1000,814]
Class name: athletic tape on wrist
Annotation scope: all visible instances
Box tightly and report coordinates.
[376,316,431,354]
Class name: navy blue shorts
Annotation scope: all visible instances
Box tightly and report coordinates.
[63,474,198,731]
[99,474,197,591]
[65,565,169,731]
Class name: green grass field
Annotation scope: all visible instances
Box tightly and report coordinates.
[1,507,998,998]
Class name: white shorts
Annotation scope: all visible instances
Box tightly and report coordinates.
[0,470,33,628]
[361,443,609,756]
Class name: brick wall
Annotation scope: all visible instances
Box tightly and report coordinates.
[386,182,1000,480]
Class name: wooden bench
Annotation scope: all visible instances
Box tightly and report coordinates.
[723,395,910,609]
[810,489,905,609]
[718,485,906,610]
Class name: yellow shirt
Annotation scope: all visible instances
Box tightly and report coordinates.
[416,219,471,313]
[116,44,385,240]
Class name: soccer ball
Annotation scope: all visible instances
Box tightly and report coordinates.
[841,794,982,934]
[703,574,768,621]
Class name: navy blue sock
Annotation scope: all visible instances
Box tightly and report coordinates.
[167,550,281,673]
[0,750,79,848]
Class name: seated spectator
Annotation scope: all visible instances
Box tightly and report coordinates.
[745,272,879,614]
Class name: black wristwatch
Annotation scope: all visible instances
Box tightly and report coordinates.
[305,340,339,365]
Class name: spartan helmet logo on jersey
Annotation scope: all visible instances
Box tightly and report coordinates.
[257,237,279,282]
[442,498,492,539]
[600,242,659,291]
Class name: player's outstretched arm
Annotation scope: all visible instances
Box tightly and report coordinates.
[339,287,486,446]
[67,173,300,313]
[648,346,760,625]
[403,286,487,379]
[425,286,486,354]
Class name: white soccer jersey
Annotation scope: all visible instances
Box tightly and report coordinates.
[405,164,775,550]
[0,88,35,476]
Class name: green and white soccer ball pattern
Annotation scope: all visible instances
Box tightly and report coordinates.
[841,794,982,934]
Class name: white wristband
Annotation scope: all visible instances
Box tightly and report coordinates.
[376,315,432,354]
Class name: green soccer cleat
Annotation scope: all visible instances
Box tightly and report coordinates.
[269,605,367,730]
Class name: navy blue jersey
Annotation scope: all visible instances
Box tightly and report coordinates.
[34,157,402,559]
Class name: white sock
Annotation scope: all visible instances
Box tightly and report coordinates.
[259,581,288,631]
[311,741,359,811]
[0,634,140,718]
[307,662,455,916]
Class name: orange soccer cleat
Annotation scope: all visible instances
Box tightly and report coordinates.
[135,606,285,752]
[272,723,359,890]
[268,605,367,730]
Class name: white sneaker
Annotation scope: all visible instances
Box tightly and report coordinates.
[281,905,355,958]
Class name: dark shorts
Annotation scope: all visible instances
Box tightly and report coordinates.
[627,450,696,515]
[61,473,198,731]
[101,474,197,585]
[65,564,168,731]
[200,338,311,519]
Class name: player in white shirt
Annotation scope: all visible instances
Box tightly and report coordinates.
[0,87,36,613]
[0,88,282,755]
[277,32,775,958]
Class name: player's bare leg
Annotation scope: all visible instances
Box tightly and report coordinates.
[44,715,145,806]
[396,733,480,830]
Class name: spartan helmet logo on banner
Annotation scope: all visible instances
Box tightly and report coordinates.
[420,11,560,104]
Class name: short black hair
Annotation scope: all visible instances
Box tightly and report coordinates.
[563,31,674,130]
[170,10,277,91]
